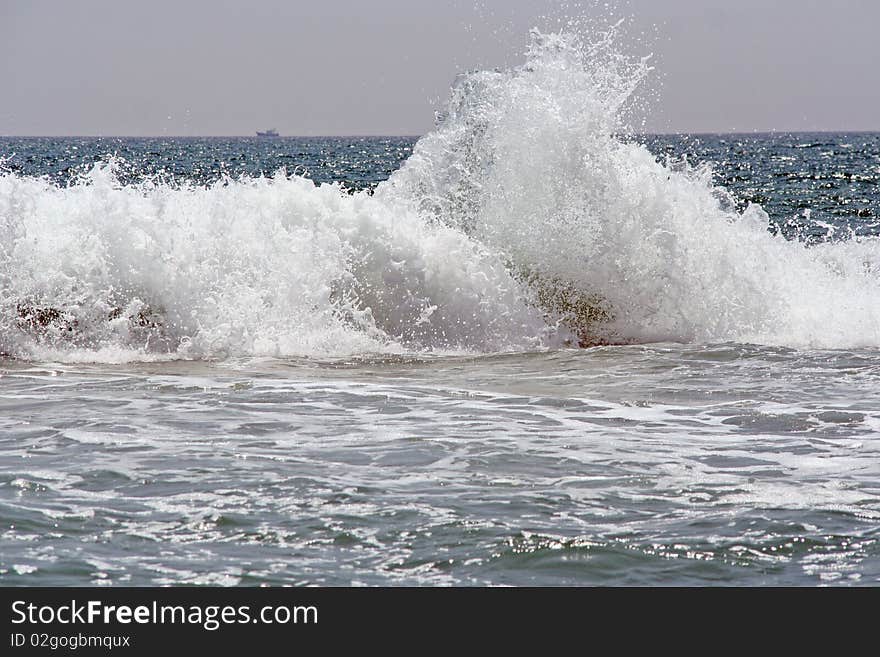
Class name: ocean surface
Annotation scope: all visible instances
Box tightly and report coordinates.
[2,32,880,586]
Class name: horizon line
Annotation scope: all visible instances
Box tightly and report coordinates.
[2,129,880,139]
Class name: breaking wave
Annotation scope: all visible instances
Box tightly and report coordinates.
[2,28,880,362]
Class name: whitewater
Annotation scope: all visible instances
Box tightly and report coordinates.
[3,31,880,362]
[1,29,879,585]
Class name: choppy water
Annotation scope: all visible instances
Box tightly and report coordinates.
[1,29,879,585]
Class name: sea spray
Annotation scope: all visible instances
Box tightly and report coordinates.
[2,28,880,362]
[380,28,880,348]
[0,165,547,361]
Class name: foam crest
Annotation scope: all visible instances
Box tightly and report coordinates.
[381,29,880,348]
[0,165,546,361]
[2,27,880,361]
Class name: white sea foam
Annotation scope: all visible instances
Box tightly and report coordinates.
[0,167,546,361]
[2,28,880,362]
[381,29,880,349]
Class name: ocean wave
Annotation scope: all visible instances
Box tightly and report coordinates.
[2,28,880,362]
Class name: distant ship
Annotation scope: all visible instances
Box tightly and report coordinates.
[256,129,279,137]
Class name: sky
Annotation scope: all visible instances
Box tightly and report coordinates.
[2,0,878,136]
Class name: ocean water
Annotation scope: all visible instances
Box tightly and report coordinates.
[1,31,879,586]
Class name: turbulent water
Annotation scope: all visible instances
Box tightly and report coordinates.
[1,30,879,585]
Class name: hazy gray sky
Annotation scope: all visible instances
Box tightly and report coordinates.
[2,0,878,135]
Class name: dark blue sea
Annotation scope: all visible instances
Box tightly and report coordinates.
[2,34,880,586]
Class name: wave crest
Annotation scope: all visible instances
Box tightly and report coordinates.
[3,27,880,362]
